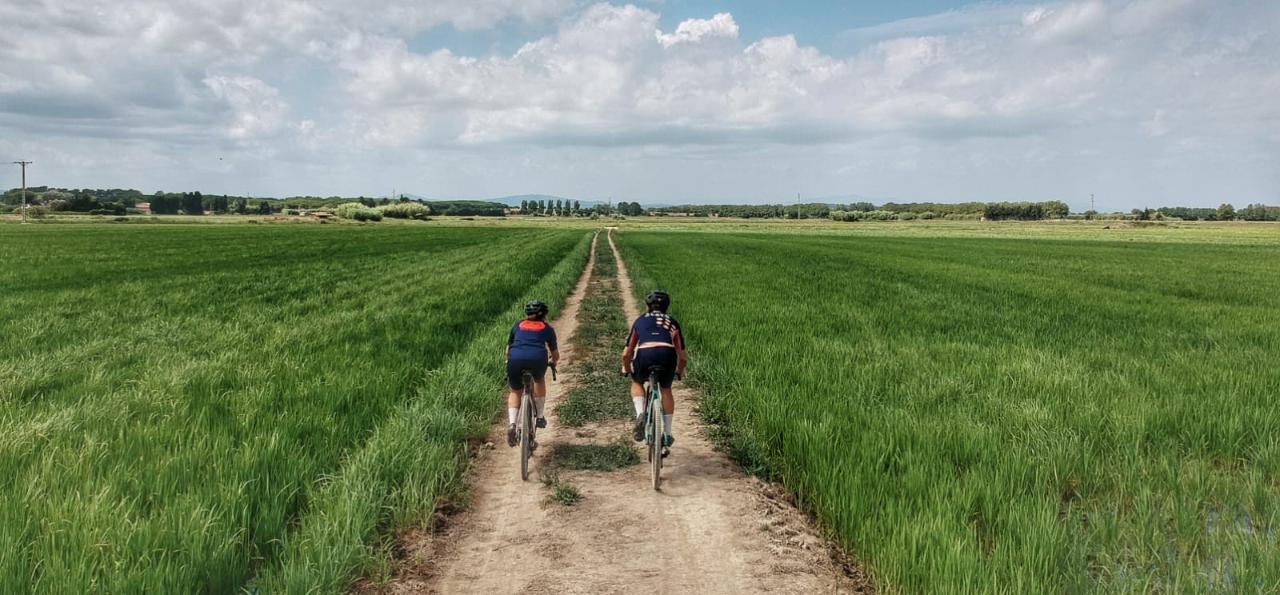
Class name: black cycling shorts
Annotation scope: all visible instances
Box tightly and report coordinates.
[630,347,677,388]
[507,356,547,390]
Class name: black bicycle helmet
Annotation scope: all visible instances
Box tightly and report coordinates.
[645,289,671,312]
[524,300,549,318]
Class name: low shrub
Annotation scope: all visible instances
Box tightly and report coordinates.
[377,202,431,220]
[335,202,383,222]
[829,210,867,222]
[90,204,127,216]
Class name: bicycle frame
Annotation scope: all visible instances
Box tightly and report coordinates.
[517,364,555,482]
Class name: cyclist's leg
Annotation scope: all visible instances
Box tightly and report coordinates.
[528,360,548,425]
[654,349,678,446]
[505,359,525,425]
[505,361,526,447]
[629,379,645,413]
[507,388,522,421]
[629,353,649,441]
[531,377,547,426]
[628,378,647,442]
[629,351,651,415]
[659,387,675,414]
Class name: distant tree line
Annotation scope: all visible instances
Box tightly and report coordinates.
[1148,203,1280,221]
[0,187,507,218]
[516,198,648,217]
[0,187,145,215]
[981,201,1071,221]
[650,204,792,218]
[430,200,507,216]
[519,198,586,216]
[5,186,1278,222]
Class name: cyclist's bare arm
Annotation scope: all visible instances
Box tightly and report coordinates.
[621,328,639,375]
[674,330,688,377]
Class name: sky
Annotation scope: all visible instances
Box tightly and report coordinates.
[1,0,1278,211]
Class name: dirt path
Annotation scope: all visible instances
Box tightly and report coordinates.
[368,231,867,594]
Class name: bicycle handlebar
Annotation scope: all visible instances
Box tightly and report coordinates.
[619,366,683,381]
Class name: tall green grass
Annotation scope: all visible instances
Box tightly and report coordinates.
[618,230,1280,593]
[0,225,584,593]
[262,232,591,592]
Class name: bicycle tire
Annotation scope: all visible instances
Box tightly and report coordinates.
[644,390,652,463]
[520,387,532,481]
[650,373,662,490]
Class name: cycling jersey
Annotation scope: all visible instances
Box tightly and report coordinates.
[508,319,557,360]
[627,312,684,351]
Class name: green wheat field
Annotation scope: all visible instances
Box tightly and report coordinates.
[2,220,1278,593]
[618,228,1280,593]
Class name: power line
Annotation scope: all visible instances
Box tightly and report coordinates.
[12,161,32,224]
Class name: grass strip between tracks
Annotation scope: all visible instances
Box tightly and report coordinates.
[554,234,634,426]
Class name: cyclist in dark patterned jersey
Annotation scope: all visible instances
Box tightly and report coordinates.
[621,289,687,454]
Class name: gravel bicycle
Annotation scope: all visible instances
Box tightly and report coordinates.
[517,363,555,481]
[641,366,667,490]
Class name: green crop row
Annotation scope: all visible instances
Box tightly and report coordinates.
[0,225,586,594]
[617,230,1280,593]
[261,231,591,592]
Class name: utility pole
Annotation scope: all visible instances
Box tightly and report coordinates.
[796,192,802,220]
[12,161,32,224]
[1090,193,1095,213]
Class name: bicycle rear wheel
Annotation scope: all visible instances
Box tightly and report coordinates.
[520,389,532,481]
[649,378,662,490]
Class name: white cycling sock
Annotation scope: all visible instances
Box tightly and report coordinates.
[663,414,674,436]
[632,397,645,416]
[534,398,546,418]
[507,408,518,425]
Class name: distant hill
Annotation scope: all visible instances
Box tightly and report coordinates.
[488,195,674,209]
[809,193,898,206]
[491,194,572,207]
[402,192,669,209]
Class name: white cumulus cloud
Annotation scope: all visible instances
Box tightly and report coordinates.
[0,0,1277,207]
[656,13,739,47]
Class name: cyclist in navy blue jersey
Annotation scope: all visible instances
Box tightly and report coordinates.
[621,289,687,452]
[505,300,559,447]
